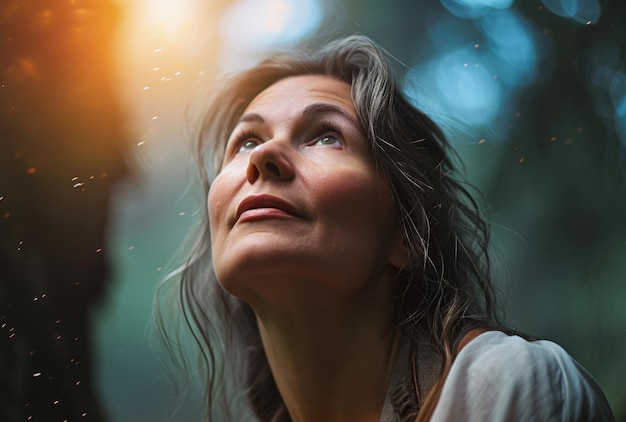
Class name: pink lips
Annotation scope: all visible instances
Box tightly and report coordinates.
[236,194,301,223]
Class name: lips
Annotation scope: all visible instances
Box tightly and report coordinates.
[235,194,302,222]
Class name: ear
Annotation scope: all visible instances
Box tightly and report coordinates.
[388,228,408,270]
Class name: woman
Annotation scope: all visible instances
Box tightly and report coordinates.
[157,35,614,421]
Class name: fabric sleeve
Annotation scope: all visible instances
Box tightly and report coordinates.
[429,331,615,422]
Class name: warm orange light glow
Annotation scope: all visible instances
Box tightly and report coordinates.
[18,57,41,81]
[132,0,199,35]
[40,9,53,26]
[112,0,222,162]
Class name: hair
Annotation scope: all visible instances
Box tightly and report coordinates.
[155,34,503,421]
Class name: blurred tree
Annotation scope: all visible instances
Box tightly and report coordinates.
[0,1,127,420]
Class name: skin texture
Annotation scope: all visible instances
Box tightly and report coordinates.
[208,75,407,421]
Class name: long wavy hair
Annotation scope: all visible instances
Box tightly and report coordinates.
[155,35,502,421]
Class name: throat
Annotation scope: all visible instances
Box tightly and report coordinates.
[254,305,401,422]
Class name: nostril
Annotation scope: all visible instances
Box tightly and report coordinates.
[246,165,260,184]
[265,162,280,177]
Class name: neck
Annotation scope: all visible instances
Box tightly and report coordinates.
[251,282,400,422]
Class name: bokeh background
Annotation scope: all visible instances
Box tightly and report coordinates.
[2,0,625,420]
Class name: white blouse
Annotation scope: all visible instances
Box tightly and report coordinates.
[430,331,614,421]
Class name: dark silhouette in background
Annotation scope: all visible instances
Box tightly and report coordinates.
[1,1,126,420]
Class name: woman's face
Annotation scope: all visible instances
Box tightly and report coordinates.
[208,75,405,303]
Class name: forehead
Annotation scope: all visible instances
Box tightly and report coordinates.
[244,75,356,116]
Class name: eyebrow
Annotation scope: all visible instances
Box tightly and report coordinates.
[236,103,360,128]
[237,112,265,124]
[301,103,360,127]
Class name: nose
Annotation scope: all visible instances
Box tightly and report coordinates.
[246,141,295,184]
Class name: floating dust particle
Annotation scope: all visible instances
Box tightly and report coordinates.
[478,139,486,144]
[519,157,525,163]
[27,167,36,174]
[550,136,557,142]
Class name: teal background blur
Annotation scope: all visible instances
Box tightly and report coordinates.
[95,0,625,420]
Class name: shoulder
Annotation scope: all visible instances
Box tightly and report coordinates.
[430,331,614,422]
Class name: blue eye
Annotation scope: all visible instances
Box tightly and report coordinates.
[238,140,260,153]
[314,135,341,146]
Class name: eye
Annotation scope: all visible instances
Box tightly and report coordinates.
[227,128,262,155]
[310,120,345,147]
[238,139,260,153]
[313,134,341,146]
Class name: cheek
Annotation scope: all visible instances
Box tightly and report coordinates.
[207,186,219,229]
[315,169,396,230]
[207,193,217,238]
[207,178,233,282]
[207,173,231,240]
